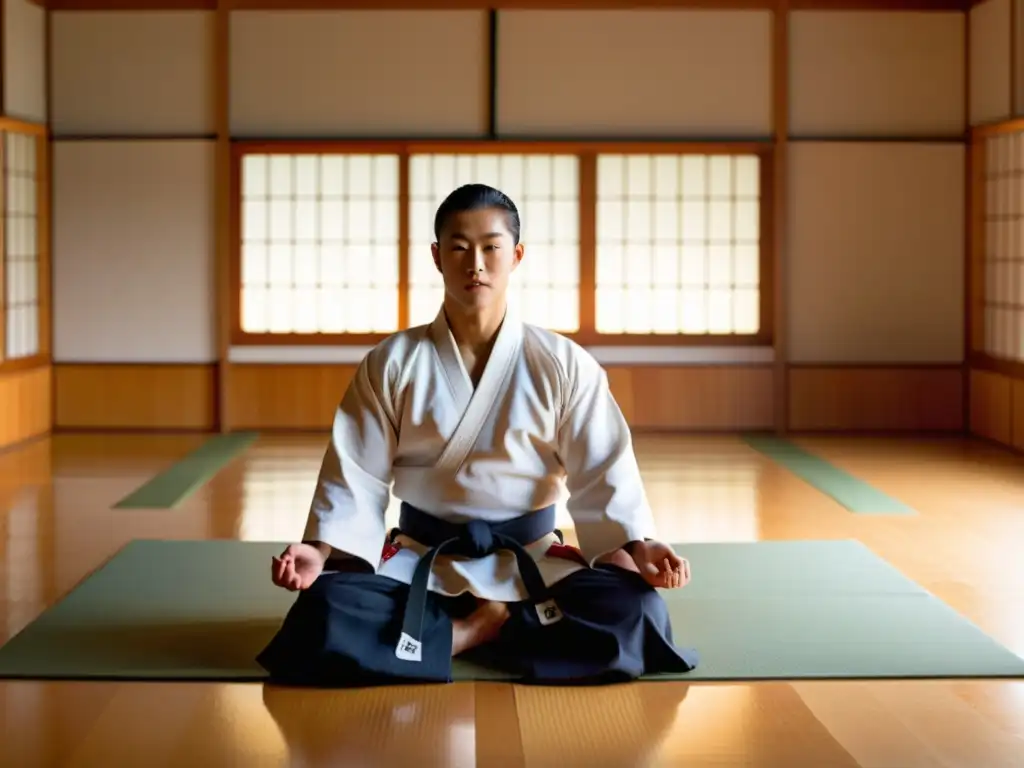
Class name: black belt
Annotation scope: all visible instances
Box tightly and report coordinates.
[392,502,563,663]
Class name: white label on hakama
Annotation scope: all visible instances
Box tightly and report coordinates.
[535,599,563,626]
[395,632,423,662]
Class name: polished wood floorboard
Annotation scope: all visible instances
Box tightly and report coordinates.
[2,432,1024,766]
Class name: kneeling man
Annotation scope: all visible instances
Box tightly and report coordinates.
[257,184,699,686]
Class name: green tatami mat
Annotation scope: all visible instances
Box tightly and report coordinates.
[742,435,915,514]
[1,539,1021,683]
[113,432,260,509]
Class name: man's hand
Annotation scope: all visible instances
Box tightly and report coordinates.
[272,542,329,591]
[627,540,690,589]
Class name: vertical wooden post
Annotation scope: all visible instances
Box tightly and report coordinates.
[1010,0,1017,118]
[964,10,973,433]
[214,0,230,432]
[772,0,789,434]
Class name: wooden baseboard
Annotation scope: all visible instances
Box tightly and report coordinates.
[787,365,964,432]
[0,364,51,449]
[223,364,359,430]
[49,361,974,435]
[54,363,217,430]
[605,365,774,430]
[968,368,1024,451]
[223,363,776,431]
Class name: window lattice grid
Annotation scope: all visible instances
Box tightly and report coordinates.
[239,153,401,334]
[3,132,39,360]
[983,133,1024,363]
[595,154,761,335]
[407,153,580,331]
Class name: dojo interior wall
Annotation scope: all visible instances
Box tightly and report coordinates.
[967,0,1024,451]
[38,3,971,435]
[0,0,48,451]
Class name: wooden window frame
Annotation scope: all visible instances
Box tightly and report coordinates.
[230,139,774,348]
[0,117,49,374]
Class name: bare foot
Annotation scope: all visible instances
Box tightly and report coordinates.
[451,600,510,657]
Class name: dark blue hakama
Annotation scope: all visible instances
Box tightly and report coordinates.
[256,504,699,686]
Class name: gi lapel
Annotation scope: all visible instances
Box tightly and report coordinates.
[428,305,523,474]
[429,308,474,413]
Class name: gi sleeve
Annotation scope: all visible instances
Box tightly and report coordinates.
[302,355,397,571]
[556,348,658,565]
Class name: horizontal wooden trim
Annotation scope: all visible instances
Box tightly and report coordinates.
[970,352,1024,380]
[48,0,216,9]
[232,138,774,156]
[787,362,963,370]
[52,134,218,142]
[229,0,773,9]
[228,343,775,365]
[576,332,771,347]
[788,134,967,144]
[0,118,47,137]
[0,355,51,375]
[44,0,972,10]
[233,331,770,347]
[53,360,217,367]
[52,426,220,434]
[232,134,978,154]
[234,332,391,347]
[789,0,967,8]
[970,118,1024,140]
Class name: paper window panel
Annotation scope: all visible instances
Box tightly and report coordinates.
[240,153,401,334]
[595,154,761,335]
[4,131,40,359]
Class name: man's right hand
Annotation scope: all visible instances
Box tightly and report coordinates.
[271,542,329,591]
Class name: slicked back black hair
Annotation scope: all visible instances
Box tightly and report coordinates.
[433,183,521,245]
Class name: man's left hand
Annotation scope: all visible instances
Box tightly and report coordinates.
[628,540,690,589]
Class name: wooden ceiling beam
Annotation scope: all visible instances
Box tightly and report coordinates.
[42,0,972,13]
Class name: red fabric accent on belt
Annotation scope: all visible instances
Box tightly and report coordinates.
[545,541,588,566]
[381,540,402,562]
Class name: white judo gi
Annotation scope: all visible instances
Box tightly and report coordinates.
[303,305,659,603]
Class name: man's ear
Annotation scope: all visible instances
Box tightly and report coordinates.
[512,243,525,270]
[431,242,442,273]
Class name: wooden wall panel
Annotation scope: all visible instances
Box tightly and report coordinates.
[0,365,51,449]
[223,364,358,430]
[969,368,1013,444]
[1013,378,1024,451]
[607,366,775,431]
[788,366,964,431]
[224,363,775,432]
[54,364,216,430]
[968,367,1024,451]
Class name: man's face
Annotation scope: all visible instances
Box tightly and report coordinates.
[431,208,524,313]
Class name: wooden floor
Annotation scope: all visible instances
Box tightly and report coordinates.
[2,432,1024,766]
